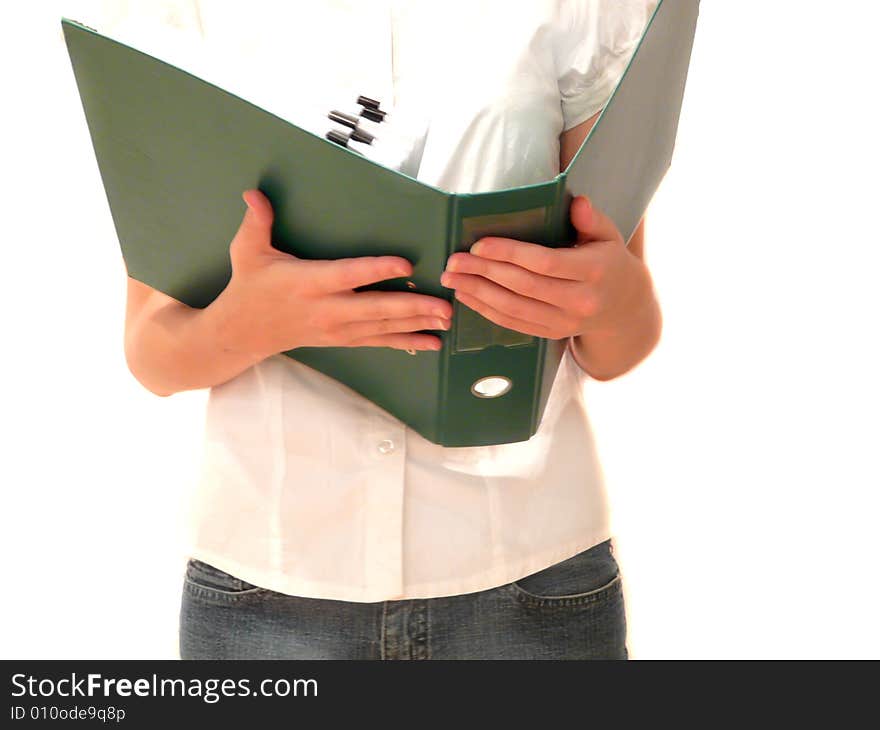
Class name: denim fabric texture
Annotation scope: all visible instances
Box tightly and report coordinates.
[179,539,627,660]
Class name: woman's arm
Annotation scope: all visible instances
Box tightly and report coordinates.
[124,191,452,397]
[566,214,660,380]
[124,276,263,397]
[561,115,661,380]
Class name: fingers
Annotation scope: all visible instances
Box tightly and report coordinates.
[339,290,453,322]
[242,189,274,227]
[346,333,444,352]
[444,273,577,337]
[453,291,560,340]
[466,197,623,279]
[341,314,449,346]
[304,256,417,293]
[570,195,622,244]
[307,292,452,350]
[229,189,277,266]
[444,253,586,310]
[467,237,585,280]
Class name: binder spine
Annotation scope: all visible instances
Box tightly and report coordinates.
[436,184,562,446]
[436,193,457,445]
[529,176,572,436]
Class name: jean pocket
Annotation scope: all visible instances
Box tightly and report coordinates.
[183,558,266,601]
[509,540,622,607]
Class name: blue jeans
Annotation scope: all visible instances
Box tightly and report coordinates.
[179,539,627,659]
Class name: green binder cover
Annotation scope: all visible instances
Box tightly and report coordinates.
[62,0,699,447]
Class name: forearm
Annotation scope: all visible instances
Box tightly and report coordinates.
[567,214,662,380]
[124,285,265,397]
[569,263,662,381]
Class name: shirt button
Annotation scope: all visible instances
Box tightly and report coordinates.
[377,439,395,455]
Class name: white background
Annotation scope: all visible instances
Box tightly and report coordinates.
[2,1,878,659]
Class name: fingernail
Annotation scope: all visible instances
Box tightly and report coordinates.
[440,273,452,287]
[470,241,483,255]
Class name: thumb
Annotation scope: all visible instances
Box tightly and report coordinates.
[229,189,279,267]
[570,195,622,245]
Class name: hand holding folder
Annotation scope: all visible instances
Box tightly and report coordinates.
[221,188,452,358]
[62,0,700,447]
[442,194,647,350]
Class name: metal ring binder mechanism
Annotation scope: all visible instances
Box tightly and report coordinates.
[327,110,375,145]
[324,97,418,178]
[61,0,700,447]
[356,94,387,122]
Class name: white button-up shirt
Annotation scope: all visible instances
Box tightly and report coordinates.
[76,0,655,601]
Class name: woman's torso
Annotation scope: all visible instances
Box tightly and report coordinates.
[87,0,653,601]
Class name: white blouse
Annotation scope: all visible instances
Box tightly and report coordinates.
[76,0,654,601]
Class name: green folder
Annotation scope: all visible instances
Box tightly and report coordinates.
[62,0,699,447]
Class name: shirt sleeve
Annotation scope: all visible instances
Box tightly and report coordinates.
[557,0,658,131]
